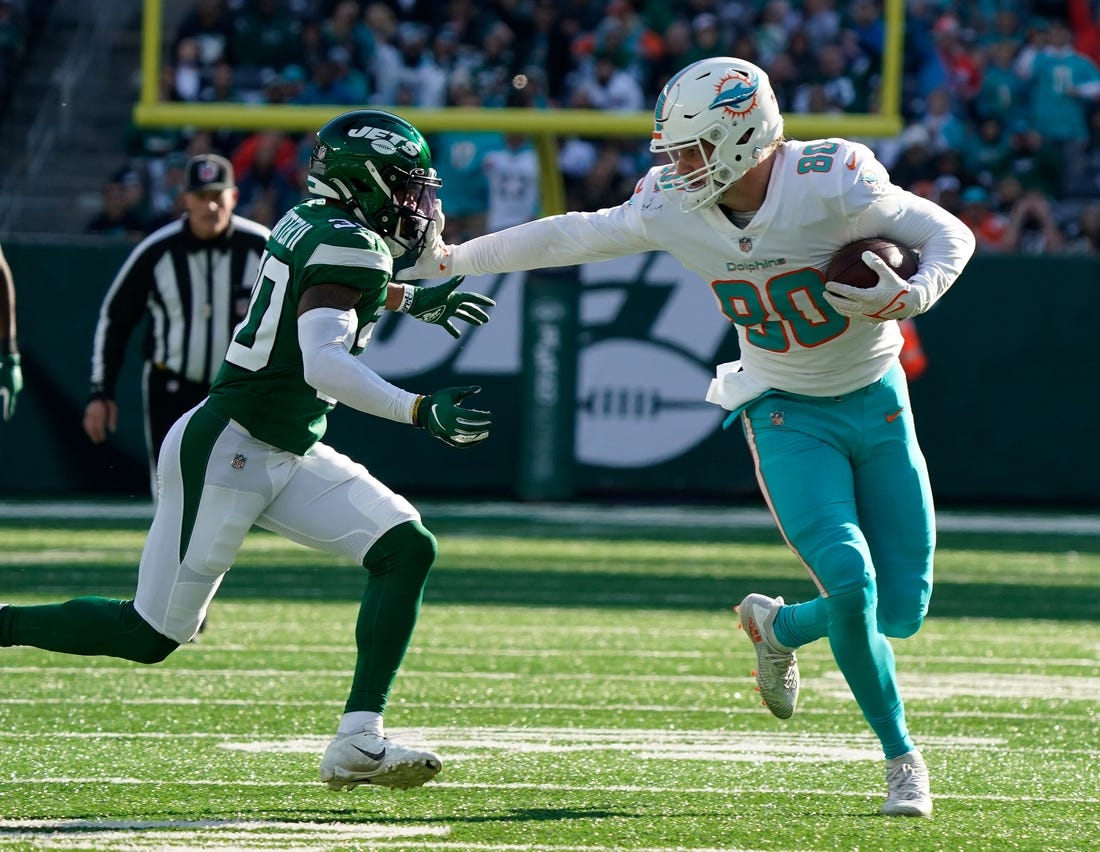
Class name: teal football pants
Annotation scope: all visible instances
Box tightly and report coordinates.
[739,361,934,759]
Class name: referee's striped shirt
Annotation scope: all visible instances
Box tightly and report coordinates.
[89,214,270,398]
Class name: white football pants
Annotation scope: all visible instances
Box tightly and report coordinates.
[134,404,419,643]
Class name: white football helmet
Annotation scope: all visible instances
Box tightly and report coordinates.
[650,57,784,211]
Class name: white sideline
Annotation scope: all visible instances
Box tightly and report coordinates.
[1,499,1099,534]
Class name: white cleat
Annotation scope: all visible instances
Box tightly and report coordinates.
[319,730,442,791]
[736,593,800,719]
[881,749,933,817]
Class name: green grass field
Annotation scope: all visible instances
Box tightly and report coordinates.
[1,503,1098,852]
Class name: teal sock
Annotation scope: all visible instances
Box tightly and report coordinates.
[345,520,437,714]
[0,597,177,663]
[775,596,830,648]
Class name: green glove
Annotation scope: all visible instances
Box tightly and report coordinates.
[406,275,495,339]
[0,352,22,422]
[414,385,491,448]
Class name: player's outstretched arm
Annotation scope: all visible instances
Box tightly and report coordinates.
[297,284,491,447]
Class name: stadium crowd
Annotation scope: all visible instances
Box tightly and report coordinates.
[86,0,1100,255]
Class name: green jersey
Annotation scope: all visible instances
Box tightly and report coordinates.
[207,199,392,454]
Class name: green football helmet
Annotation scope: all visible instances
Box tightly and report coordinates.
[307,109,442,260]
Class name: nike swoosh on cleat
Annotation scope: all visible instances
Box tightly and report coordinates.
[351,744,387,761]
[886,408,904,423]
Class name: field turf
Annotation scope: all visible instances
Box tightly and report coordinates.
[1,502,1098,851]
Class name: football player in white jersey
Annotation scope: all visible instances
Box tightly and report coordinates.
[401,57,976,816]
[0,110,497,791]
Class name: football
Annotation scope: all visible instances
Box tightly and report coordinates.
[825,238,919,289]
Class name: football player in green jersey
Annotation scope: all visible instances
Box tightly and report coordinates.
[0,110,495,791]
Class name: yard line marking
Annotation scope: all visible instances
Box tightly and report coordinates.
[2,499,1099,535]
[0,819,448,837]
[1,779,1096,805]
[5,665,1100,701]
[2,698,1097,724]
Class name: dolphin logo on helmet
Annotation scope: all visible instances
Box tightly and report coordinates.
[650,57,784,212]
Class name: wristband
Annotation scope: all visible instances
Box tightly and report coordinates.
[411,394,425,427]
[397,284,416,314]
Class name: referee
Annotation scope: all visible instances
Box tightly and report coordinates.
[83,154,272,492]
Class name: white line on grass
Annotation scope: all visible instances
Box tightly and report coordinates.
[2,499,1099,535]
[0,779,1095,806]
[0,698,1095,724]
[5,665,1100,702]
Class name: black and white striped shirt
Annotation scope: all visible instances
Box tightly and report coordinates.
[89,214,270,398]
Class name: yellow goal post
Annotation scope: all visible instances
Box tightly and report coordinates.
[136,0,905,216]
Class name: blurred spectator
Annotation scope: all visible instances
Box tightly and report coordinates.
[564,140,636,212]
[931,13,980,100]
[1018,19,1100,198]
[432,134,500,241]
[573,51,645,112]
[956,186,1010,252]
[171,37,206,101]
[517,0,575,104]
[753,1,796,67]
[848,0,885,70]
[1003,191,1065,254]
[85,174,148,241]
[390,22,447,107]
[588,0,663,85]
[261,64,306,103]
[483,131,540,232]
[916,87,969,152]
[0,0,26,112]
[468,20,518,107]
[321,0,367,67]
[792,42,866,114]
[975,39,1028,127]
[1062,201,1100,253]
[682,13,724,70]
[1070,0,1100,66]
[294,46,364,103]
[201,59,242,102]
[231,0,303,88]
[980,7,1025,50]
[145,152,191,230]
[803,0,841,46]
[998,124,1064,199]
[360,3,402,99]
[173,0,235,92]
[235,132,301,226]
[963,116,1010,191]
[231,131,299,185]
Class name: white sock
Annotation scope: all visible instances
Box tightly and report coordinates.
[337,711,383,737]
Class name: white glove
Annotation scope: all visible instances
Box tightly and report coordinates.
[822,251,921,322]
[397,199,455,280]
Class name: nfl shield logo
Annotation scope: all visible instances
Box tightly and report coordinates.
[231,453,247,470]
[770,411,784,426]
[739,236,753,253]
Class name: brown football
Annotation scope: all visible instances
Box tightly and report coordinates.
[825,238,919,289]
